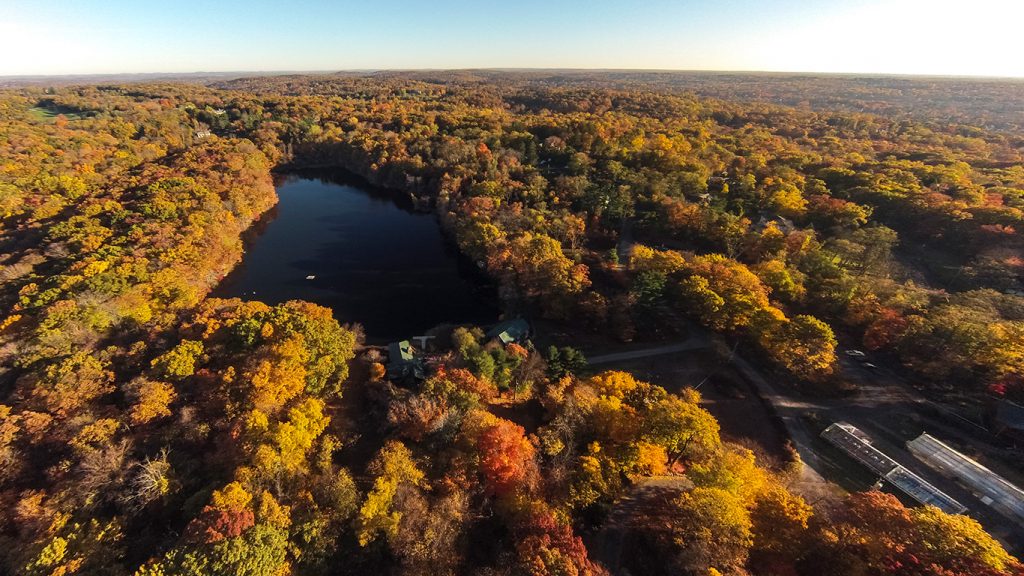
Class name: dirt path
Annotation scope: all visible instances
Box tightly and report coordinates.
[616,217,635,268]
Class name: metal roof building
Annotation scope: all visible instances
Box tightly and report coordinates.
[486,318,530,346]
[908,432,1024,528]
[822,422,967,514]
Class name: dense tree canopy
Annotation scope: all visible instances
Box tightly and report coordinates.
[0,72,1021,575]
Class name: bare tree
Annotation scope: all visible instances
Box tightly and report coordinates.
[120,448,175,513]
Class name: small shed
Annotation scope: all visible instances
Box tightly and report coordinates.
[387,340,424,381]
[486,319,530,346]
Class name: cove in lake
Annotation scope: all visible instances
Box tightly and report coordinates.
[214,170,499,343]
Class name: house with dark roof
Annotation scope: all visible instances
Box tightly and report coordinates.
[486,318,530,346]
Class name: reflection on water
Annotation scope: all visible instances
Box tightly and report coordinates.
[214,170,499,342]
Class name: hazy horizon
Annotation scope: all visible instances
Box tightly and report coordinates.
[4,67,1024,82]
[3,0,1023,78]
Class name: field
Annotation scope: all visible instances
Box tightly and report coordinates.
[28,105,85,121]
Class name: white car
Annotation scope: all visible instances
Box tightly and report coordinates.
[845,349,867,358]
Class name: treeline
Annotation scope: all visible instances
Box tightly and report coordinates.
[204,73,1022,398]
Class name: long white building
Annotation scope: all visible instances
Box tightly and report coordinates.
[821,422,967,514]
[908,433,1024,528]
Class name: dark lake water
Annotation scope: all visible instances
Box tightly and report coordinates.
[214,170,499,342]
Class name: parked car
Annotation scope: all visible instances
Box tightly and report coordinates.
[845,349,867,358]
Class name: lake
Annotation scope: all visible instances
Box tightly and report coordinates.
[214,170,499,342]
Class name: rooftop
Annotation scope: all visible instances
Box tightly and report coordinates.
[908,432,1024,526]
[388,340,415,363]
[486,318,530,346]
[822,422,966,515]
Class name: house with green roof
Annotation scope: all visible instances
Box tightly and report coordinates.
[387,340,424,381]
[486,318,530,346]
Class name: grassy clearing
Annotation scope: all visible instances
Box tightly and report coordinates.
[29,106,85,122]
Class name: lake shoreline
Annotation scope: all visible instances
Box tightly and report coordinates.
[212,170,500,343]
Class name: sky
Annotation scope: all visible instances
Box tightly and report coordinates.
[1,0,1022,77]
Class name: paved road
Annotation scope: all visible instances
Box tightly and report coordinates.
[583,330,833,500]
[580,327,1024,549]
[735,344,1024,549]
[729,353,837,502]
[586,335,711,366]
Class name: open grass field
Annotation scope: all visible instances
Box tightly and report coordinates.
[29,105,85,121]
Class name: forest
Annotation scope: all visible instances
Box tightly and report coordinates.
[0,71,1022,575]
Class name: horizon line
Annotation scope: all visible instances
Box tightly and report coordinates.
[4,67,1024,82]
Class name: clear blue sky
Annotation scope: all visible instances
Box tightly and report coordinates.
[2,0,1021,77]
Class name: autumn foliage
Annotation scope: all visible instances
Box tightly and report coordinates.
[0,73,1021,575]
[477,420,538,497]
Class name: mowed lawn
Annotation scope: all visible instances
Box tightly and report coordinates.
[29,106,85,122]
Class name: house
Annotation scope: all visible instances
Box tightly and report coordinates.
[707,176,727,190]
[486,318,530,346]
[754,215,796,234]
[387,340,424,381]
